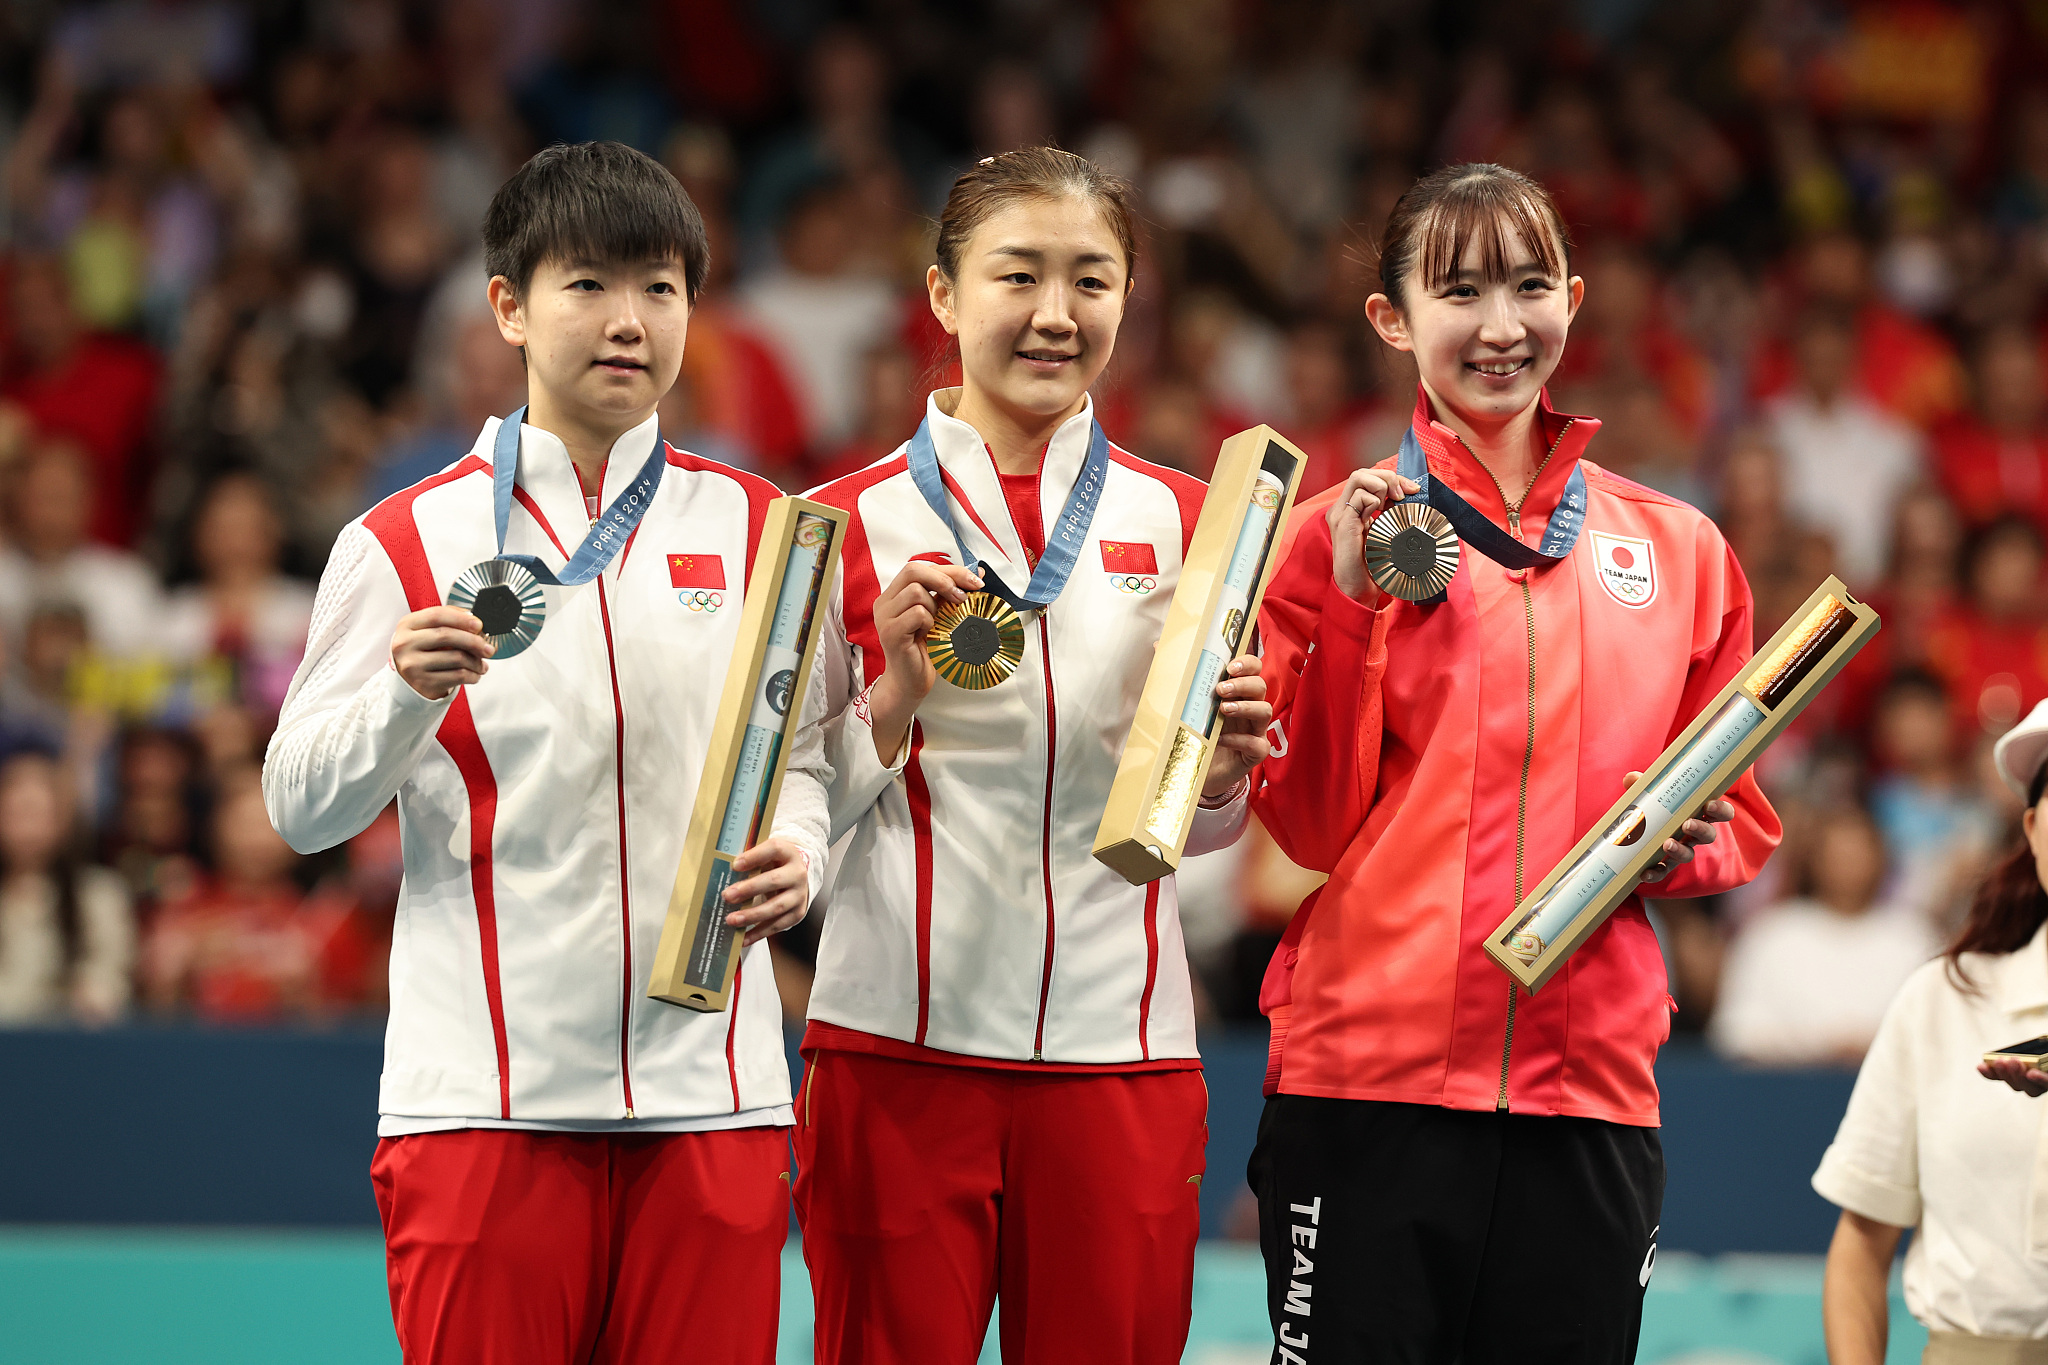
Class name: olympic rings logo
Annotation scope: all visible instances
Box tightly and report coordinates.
[1113,575,1157,594]
[679,590,725,612]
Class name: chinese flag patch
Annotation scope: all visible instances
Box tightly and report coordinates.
[1099,540,1158,574]
[668,553,724,589]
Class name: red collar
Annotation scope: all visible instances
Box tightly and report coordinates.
[1405,383,1599,533]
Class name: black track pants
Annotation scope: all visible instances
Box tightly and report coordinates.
[1248,1095,1664,1365]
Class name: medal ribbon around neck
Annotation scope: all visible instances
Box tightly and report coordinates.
[1389,423,1587,602]
[445,407,669,661]
[492,405,668,586]
[906,413,1110,614]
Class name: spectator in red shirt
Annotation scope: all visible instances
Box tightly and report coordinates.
[0,253,160,547]
[140,769,368,1023]
[1751,232,1965,433]
[1932,323,2048,536]
[1925,515,2048,742]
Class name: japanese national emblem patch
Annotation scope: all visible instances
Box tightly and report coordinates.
[1590,531,1656,609]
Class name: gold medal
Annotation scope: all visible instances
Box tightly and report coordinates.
[927,591,1026,689]
[1365,502,1459,601]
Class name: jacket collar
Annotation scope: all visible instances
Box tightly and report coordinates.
[1406,384,1598,538]
[478,411,664,555]
[1993,919,2048,1017]
[920,388,1097,574]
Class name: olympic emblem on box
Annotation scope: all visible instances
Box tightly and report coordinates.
[1113,575,1157,594]
[679,590,725,612]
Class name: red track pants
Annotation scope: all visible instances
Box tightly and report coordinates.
[792,1049,1207,1365]
[370,1126,789,1364]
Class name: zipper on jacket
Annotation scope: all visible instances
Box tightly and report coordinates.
[1497,577,1538,1110]
[596,576,637,1118]
[1031,615,1059,1062]
[1462,419,1574,538]
[1449,420,1571,1113]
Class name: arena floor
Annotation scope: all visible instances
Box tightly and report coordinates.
[0,1229,1922,1364]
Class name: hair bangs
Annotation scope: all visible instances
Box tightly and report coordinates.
[483,142,709,302]
[1412,181,1568,294]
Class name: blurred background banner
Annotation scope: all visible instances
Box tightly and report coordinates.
[0,0,2037,1360]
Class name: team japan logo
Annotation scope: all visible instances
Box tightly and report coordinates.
[1590,531,1657,609]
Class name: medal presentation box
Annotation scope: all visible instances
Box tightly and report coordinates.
[1093,427,1306,886]
[648,498,848,1012]
[1485,577,1880,993]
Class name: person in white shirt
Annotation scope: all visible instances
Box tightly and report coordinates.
[0,440,163,658]
[1712,803,1940,1066]
[158,472,316,714]
[1815,696,2048,1365]
[1765,308,1925,588]
[262,142,828,1365]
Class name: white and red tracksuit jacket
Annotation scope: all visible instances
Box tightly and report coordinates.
[263,413,831,1130]
[801,392,1250,1066]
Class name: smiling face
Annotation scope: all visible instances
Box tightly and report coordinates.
[928,194,1129,429]
[1367,217,1581,431]
[488,256,690,437]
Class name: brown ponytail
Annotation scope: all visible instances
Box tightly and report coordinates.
[1947,759,2048,989]
[1374,163,1572,311]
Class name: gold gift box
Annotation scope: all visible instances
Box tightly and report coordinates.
[1484,576,1880,992]
[1093,427,1307,885]
[647,497,848,1012]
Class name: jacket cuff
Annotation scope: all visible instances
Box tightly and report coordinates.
[1186,775,1252,855]
[824,683,909,841]
[382,665,459,719]
[1321,574,1382,644]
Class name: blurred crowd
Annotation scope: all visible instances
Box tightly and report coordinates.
[0,0,2043,1065]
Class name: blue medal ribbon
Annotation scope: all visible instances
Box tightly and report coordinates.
[1394,423,1586,598]
[491,406,667,585]
[905,412,1110,613]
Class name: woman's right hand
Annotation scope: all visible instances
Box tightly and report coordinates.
[867,560,982,761]
[1327,469,1420,604]
[1977,1056,2048,1097]
[391,606,494,700]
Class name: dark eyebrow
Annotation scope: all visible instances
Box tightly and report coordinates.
[1448,260,1553,282]
[989,245,1120,268]
[562,257,682,274]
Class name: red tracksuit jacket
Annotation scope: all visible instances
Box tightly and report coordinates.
[1252,388,1782,1126]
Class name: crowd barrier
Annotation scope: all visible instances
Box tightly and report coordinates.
[0,1023,1857,1254]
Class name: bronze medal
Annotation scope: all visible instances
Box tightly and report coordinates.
[1365,502,1460,602]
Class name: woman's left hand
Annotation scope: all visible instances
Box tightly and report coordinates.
[1203,655,1271,799]
[1627,771,1735,884]
[1977,1057,2048,1097]
[723,840,811,946]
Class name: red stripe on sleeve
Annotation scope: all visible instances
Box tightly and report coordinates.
[906,725,933,1046]
[361,456,513,1117]
[1138,879,1161,1061]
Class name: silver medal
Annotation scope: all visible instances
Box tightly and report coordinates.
[447,559,547,660]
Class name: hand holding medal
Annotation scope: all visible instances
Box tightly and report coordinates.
[1327,468,1422,603]
[865,559,985,761]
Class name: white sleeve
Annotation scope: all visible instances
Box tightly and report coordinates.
[766,645,836,907]
[261,522,455,854]
[817,566,907,841]
[1811,967,1926,1228]
[1185,778,1252,855]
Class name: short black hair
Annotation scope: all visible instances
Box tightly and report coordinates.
[482,141,709,303]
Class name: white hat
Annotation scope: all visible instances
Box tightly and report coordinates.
[1993,698,2048,798]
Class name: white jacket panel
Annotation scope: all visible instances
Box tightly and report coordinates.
[264,416,831,1123]
[806,394,1249,1064]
